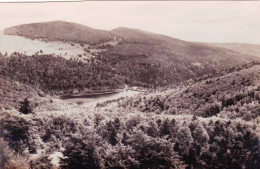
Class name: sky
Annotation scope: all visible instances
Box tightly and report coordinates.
[0,1,259,44]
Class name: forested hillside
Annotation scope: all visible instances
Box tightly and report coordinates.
[4,21,113,44]
[1,21,260,169]
[3,21,260,87]
[0,52,125,94]
[0,77,44,110]
[120,62,260,119]
[1,62,259,169]
[101,28,260,86]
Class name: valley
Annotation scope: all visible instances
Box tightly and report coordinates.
[0,21,260,169]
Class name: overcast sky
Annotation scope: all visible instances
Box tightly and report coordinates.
[0,1,259,44]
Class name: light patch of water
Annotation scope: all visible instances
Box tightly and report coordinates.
[62,90,140,106]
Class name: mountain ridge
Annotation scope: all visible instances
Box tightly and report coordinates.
[3,21,260,87]
[198,42,260,58]
[4,20,113,44]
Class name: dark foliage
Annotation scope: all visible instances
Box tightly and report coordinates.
[61,138,99,169]
[0,114,30,154]
[0,53,124,93]
[121,62,260,119]
[19,98,33,114]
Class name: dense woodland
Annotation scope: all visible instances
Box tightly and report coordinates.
[1,58,260,168]
[1,20,260,169]
[0,52,216,92]
[97,54,185,87]
[120,62,260,119]
[0,53,125,94]
[0,104,259,169]
[5,21,260,88]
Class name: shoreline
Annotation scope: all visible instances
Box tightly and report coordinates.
[59,85,147,100]
[60,89,124,99]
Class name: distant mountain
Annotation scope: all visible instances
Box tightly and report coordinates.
[110,27,258,68]
[199,42,260,58]
[4,21,113,44]
[104,27,260,86]
[2,21,260,87]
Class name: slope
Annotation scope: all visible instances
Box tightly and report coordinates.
[4,21,113,44]
[3,21,260,87]
[121,62,260,119]
[99,27,260,86]
[200,42,260,58]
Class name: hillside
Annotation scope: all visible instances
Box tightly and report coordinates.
[0,31,90,60]
[1,62,259,169]
[0,77,43,110]
[110,27,259,68]
[201,42,260,58]
[0,53,125,94]
[4,21,113,44]
[2,21,260,87]
[102,27,260,86]
[120,62,260,120]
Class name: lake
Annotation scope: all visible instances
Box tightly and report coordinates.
[61,90,140,106]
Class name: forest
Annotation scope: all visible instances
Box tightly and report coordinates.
[120,62,260,119]
[1,13,260,169]
[0,58,259,168]
[1,107,259,169]
[98,50,216,88]
[0,52,125,94]
[0,51,212,93]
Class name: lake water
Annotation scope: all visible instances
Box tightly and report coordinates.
[61,90,140,106]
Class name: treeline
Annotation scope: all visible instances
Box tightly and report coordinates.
[2,51,253,93]
[0,110,259,169]
[0,53,124,94]
[0,51,213,94]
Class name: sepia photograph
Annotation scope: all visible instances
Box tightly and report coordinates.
[0,1,260,169]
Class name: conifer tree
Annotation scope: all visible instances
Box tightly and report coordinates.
[19,98,33,114]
